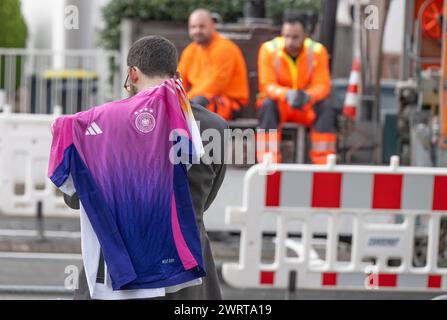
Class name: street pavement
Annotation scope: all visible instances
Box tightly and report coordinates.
[0,250,443,300]
[0,214,445,300]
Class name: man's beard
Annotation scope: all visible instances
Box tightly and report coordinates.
[286,46,301,57]
[193,34,212,46]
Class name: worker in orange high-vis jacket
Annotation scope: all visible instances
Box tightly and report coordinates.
[257,15,336,164]
[178,8,249,120]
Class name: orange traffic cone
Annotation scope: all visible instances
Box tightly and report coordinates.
[343,57,361,120]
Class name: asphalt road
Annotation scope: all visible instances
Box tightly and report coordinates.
[0,251,444,300]
[0,211,445,300]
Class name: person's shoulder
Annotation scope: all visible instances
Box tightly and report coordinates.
[181,42,198,56]
[260,36,283,53]
[74,97,128,121]
[306,38,328,56]
[216,34,240,52]
[190,101,228,133]
[212,35,244,64]
[259,40,269,50]
[78,101,110,117]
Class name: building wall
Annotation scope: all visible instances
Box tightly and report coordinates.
[20,0,109,50]
[337,0,404,54]
[21,0,55,49]
[383,0,405,54]
[334,0,404,79]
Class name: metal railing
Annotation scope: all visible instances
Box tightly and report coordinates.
[0,48,122,114]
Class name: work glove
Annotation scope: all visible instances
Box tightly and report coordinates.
[286,90,311,109]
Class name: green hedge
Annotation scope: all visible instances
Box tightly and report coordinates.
[0,0,27,48]
[0,0,28,89]
[99,0,320,50]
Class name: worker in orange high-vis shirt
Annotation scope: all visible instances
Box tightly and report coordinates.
[256,15,337,164]
[178,9,249,120]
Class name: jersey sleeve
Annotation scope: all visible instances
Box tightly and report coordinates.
[50,114,138,289]
[48,116,75,192]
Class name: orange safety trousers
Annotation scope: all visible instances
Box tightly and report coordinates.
[256,98,336,164]
[201,94,241,121]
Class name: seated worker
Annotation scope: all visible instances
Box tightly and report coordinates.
[256,14,337,164]
[178,8,249,120]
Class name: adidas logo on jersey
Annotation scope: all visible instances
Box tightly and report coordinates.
[85,122,103,135]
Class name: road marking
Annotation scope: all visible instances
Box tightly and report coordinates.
[0,251,82,260]
[0,284,74,294]
[0,229,81,238]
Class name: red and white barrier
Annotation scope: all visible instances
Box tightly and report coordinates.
[222,154,447,291]
[264,156,447,212]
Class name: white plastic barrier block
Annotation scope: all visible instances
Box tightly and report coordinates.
[0,111,77,217]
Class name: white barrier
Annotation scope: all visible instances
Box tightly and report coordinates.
[222,154,447,291]
[0,107,77,217]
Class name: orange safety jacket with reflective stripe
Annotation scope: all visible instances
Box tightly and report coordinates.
[257,37,331,105]
[178,32,249,105]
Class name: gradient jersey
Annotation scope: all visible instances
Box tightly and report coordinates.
[48,80,206,296]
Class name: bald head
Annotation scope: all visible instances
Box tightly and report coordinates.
[188,9,215,46]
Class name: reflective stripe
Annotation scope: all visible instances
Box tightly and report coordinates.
[348,70,361,84]
[265,42,276,52]
[311,141,336,152]
[265,37,284,52]
[257,131,280,153]
[267,38,283,82]
[266,84,285,99]
[313,43,323,54]
[305,39,324,75]
[344,92,359,107]
[311,154,331,164]
[257,145,279,152]
[256,129,281,163]
[267,85,276,96]
[307,41,315,75]
[267,84,283,98]
[304,38,312,50]
[275,88,283,97]
[275,54,282,76]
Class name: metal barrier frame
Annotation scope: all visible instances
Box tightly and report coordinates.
[223,154,447,291]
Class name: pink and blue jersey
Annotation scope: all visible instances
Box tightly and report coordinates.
[48,79,205,292]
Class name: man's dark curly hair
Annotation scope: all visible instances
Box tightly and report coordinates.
[127,35,178,78]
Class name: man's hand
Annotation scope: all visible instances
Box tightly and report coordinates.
[286,90,311,109]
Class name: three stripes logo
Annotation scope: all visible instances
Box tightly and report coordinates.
[85,122,103,136]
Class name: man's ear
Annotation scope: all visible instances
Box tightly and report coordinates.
[129,66,138,84]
